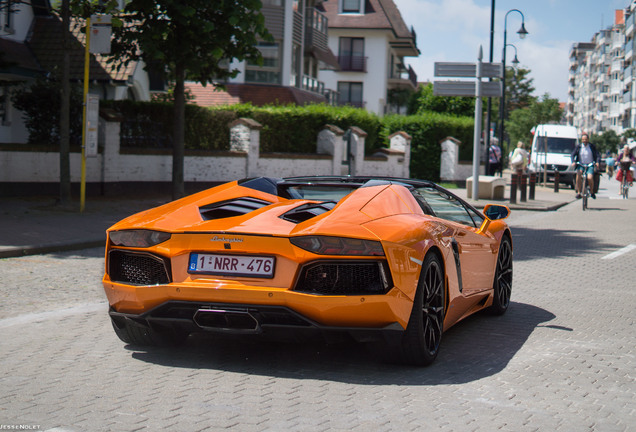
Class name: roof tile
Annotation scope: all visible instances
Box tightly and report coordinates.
[185,82,327,107]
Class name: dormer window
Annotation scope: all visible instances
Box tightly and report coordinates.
[342,0,363,14]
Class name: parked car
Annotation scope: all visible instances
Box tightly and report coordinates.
[103,176,513,366]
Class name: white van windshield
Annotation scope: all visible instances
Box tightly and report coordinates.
[535,137,577,155]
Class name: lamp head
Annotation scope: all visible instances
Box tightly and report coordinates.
[518,23,528,39]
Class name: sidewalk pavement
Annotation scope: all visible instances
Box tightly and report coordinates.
[0,177,578,259]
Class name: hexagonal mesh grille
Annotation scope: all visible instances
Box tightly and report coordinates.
[108,250,170,285]
[294,261,389,295]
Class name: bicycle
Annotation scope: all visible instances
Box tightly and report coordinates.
[576,162,595,210]
[619,161,631,199]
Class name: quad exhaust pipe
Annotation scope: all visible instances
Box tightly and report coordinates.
[193,308,260,333]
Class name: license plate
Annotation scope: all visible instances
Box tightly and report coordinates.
[188,253,275,278]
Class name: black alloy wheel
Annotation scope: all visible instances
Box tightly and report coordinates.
[398,252,445,366]
[488,236,513,315]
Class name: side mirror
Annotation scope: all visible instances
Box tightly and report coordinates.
[477,204,511,234]
[483,204,510,221]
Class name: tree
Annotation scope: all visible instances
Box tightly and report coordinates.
[622,128,636,141]
[504,67,535,112]
[104,0,271,199]
[506,93,562,150]
[490,67,536,142]
[11,75,83,147]
[590,130,621,156]
[60,0,72,205]
[407,82,474,117]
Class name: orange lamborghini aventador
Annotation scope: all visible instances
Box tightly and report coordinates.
[103,176,512,366]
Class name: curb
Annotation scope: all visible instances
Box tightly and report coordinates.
[0,239,106,259]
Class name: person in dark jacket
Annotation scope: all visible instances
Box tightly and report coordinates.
[571,133,599,199]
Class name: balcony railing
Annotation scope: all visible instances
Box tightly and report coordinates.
[338,55,367,72]
[406,65,417,87]
[623,90,631,104]
[304,7,328,51]
[337,100,365,108]
[302,75,325,94]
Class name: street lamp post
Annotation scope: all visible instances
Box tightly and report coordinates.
[498,9,528,161]
[485,0,496,176]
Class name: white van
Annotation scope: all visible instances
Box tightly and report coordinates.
[528,124,579,187]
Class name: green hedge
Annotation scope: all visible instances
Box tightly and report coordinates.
[381,112,474,181]
[217,104,383,153]
[102,101,474,182]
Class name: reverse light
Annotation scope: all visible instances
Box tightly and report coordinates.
[290,236,384,256]
[109,230,171,248]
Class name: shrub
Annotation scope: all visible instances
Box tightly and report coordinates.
[18,96,474,181]
[11,76,83,147]
[381,112,473,181]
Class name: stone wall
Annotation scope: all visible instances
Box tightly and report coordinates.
[0,117,412,196]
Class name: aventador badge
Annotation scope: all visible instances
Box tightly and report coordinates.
[210,236,243,243]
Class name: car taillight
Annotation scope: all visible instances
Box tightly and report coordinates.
[109,230,171,248]
[290,236,384,256]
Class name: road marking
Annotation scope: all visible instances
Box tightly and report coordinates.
[0,302,107,329]
[602,244,636,260]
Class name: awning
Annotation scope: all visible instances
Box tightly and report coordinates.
[310,47,340,71]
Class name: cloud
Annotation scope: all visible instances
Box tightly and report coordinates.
[399,0,573,101]
[515,40,572,101]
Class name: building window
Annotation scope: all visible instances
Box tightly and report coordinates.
[337,81,363,107]
[245,42,281,84]
[338,37,366,71]
[342,0,362,13]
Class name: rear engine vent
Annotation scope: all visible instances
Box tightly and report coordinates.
[108,250,171,285]
[280,202,336,223]
[199,197,272,220]
[294,260,392,295]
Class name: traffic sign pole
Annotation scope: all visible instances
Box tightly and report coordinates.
[472,47,483,201]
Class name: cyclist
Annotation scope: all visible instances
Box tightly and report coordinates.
[615,144,635,195]
[571,133,599,199]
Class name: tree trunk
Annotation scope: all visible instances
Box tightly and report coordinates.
[59,0,71,204]
[172,64,186,200]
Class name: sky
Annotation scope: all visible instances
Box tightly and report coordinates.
[397,0,629,102]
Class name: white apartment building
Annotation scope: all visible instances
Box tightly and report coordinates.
[319,0,419,115]
[567,1,636,135]
[187,0,419,115]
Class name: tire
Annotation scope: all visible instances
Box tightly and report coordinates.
[488,236,513,315]
[111,316,189,347]
[397,252,445,366]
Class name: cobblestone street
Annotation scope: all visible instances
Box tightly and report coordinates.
[1,194,635,431]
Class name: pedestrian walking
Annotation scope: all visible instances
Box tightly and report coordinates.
[605,151,615,179]
[509,141,529,175]
[488,138,502,176]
